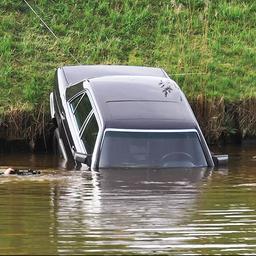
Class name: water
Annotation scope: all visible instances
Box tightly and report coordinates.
[0,145,256,255]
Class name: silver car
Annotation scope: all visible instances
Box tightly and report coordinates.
[50,65,227,170]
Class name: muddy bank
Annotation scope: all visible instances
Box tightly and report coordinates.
[190,96,256,144]
[0,97,255,152]
[0,105,54,153]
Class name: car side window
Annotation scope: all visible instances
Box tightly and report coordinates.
[81,114,99,154]
[70,93,83,113]
[70,93,92,130]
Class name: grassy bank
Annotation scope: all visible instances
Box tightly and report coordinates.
[0,0,256,145]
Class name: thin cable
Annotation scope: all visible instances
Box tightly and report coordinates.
[172,72,208,76]
[23,0,57,39]
[23,0,80,64]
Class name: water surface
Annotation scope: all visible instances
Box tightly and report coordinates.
[0,145,256,255]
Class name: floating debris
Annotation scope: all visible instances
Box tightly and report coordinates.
[0,168,41,176]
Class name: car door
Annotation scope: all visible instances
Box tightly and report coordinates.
[69,92,93,152]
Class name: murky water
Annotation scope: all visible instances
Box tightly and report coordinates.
[0,145,256,255]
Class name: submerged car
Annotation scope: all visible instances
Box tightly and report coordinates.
[50,65,227,170]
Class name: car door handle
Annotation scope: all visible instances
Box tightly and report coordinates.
[60,112,66,121]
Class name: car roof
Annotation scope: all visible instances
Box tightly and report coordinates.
[88,75,197,130]
[61,65,167,86]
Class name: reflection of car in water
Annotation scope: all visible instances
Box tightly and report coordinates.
[98,168,211,190]
[54,168,212,254]
[50,65,227,170]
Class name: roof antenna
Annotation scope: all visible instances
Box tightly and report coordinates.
[23,0,80,64]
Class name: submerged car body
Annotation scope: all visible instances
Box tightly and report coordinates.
[50,65,226,170]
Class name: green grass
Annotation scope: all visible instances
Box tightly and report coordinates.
[0,0,255,114]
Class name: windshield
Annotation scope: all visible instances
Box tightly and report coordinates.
[99,130,208,168]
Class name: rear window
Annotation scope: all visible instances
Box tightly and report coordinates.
[99,131,207,168]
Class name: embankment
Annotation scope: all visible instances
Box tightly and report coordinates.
[190,96,256,144]
[1,0,255,151]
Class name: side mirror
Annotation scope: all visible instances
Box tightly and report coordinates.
[212,154,228,166]
[74,152,91,165]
